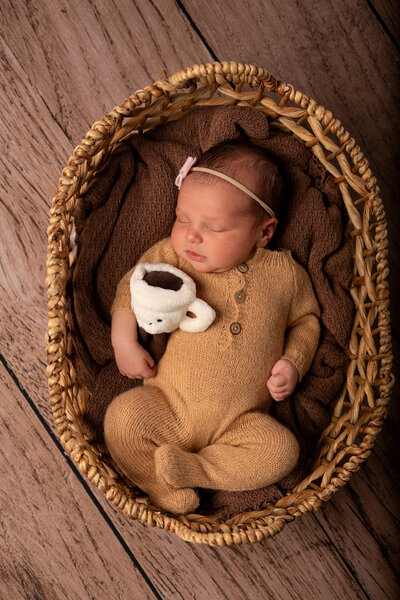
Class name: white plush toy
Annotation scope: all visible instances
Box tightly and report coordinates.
[130,263,216,335]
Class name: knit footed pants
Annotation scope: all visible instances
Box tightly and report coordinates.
[104,385,299,515]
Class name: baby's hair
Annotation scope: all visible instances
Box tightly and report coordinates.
[190,140,284,223]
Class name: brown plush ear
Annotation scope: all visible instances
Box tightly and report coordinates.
[138,269,182,364]
[143,270,183,291]
[138,327,168,363]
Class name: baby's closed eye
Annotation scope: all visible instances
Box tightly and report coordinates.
[205,225,226,233]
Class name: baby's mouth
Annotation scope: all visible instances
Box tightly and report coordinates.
[186,249,206,261]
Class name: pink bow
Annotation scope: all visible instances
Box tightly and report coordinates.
[175,156,197,189]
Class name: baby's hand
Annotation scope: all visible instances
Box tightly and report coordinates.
[114,340,157,379]
[267,359,298,402]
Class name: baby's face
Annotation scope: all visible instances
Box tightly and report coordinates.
[171,177,275,273]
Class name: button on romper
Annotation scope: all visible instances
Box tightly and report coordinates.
[104,237,320,514]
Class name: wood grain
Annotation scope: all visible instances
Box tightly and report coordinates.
[0,39,69,413]
[100,501,372,599]
[1,351,380,600]
[181,0,400,333]
[0,0,210,142]
[314,425,400,599]
[0,362,157,600]
[370,0,400,48]
[0,0,398,597]
[0,0,210,417]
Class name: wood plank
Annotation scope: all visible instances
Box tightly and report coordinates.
[387,335,400,433]
[312,338,400,598]
[0,354,374,600]
[370,0,400,48]
[314,423,400,599]
[99,497,370,599]
[0,40,71,412]
[0,2,209,417]
[0,0,398,597]
[181,0,400,334]
[0,41,373,594]
[4,338,396,600]
[0,0,211,142]
[0,362,156,600]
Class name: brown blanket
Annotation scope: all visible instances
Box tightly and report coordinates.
[66,105,353,518]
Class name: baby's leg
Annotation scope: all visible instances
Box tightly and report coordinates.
[104,385,199,514]
[155,411,299,491]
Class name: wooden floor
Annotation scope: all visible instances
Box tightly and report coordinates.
[1,1,399,598]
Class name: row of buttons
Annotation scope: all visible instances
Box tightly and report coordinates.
[231,263,248,335]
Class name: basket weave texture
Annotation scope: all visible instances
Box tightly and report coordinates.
[46,61,394,546]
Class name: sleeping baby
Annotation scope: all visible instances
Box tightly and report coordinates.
[104,140,321,514]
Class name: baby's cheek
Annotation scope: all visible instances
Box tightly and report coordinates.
[171,225,184,256]
[170,223,179,245]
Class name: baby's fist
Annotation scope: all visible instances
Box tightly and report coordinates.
[267,359,298,402]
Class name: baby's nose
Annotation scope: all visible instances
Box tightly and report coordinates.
[186,226,202,242]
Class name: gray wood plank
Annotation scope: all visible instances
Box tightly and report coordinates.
[0,363,156,600]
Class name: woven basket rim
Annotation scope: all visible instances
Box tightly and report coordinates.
[46,61,394,546]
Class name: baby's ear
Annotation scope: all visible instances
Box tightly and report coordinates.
[258,218,278,246]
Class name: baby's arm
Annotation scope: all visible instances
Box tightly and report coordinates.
[111,309,156,379]
[110,237,179,379]
[111,266,156,379]
[267,258,320,402]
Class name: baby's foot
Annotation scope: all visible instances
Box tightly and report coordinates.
[150,487,199,515]
[155,444,202,488]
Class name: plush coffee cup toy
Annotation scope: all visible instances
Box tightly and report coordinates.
[130,263,216,361]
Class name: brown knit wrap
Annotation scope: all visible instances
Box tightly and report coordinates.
[66,105,353,518]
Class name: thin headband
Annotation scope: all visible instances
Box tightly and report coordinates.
[174,156,276,219]
[191,167,276,219]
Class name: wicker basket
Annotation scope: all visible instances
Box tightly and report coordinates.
[46,61,394,546]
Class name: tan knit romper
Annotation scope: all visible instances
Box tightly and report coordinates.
[104,237,320,514]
